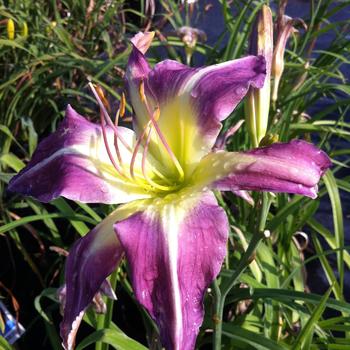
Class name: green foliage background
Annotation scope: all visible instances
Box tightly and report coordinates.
[0,0,349,349]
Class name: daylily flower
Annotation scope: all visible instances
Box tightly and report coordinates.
[8,32,331,350]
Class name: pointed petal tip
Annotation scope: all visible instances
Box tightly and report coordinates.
[100,279,118,300]
[64,104,85,121]
[232,190,255,206]
[131,31,155,54]
[65,103,74,116]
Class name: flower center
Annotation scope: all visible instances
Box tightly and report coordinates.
[89,82,186,195]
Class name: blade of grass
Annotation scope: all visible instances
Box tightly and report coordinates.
[292,286,333,350]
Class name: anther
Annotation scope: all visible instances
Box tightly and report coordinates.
[99,110,125,179]
[120,92,126,117]
[153,106,160,121]
[139,80,146,102]
[94,85,111,113]
[88,82,132,153]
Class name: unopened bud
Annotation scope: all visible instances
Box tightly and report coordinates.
[46,21,57,35]
[177,26,206,65]
[245,5,273,147]
[272,17,299,102]
[21,22,28,38]
[7,19,15,40]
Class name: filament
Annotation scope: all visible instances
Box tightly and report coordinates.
[99,110,126,179]
[113,108,122,164]
[129,120,152,180]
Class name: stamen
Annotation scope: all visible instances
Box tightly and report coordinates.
[129,120,152,180]
[138,81,185,182]
[142,126,152,176]
[99,110,126,179]
[114,108,122,164]
[88,81,183,192]
[129,119,173,189]
[88,82,132,153]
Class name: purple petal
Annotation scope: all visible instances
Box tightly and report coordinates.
[114,191,228,350]
[247,139,330,172]
[8,105,150,204]
[126,33,266,171]
[193,140,331,199]
[61,211,123,350]
[186,55,266,137]
[130,31,154,54]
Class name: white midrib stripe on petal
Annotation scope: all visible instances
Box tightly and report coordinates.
[163,203,182,350]
[180,59,239,94]
[14,142,124,183]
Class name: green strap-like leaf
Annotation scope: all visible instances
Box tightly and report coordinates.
[292,286,333,350]
[76,328,148,350]
[222,324,290,350]
[323,170,345,292]
[0,336,13,350]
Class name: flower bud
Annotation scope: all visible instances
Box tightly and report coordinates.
[245,5,273,147]
[7,19,15,40]
[177,26,206,65]
[271,17,295,102]
[46,21,57,35]
[21,22,28,38]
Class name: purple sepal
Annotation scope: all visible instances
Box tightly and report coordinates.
[60,214,123,350]
[114,192,228,350]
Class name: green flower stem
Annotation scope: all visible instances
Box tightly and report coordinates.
[95,270,118,350]
[258,192,272,233]
[213,193,271,350]
[212,279,222,349]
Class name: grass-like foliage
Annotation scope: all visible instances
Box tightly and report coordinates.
[0,0,349,349]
